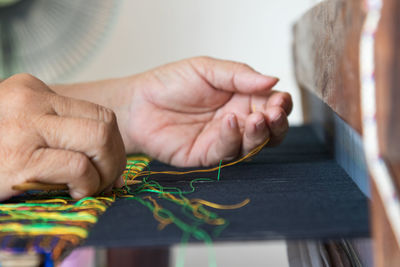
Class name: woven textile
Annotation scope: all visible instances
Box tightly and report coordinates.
[0,156,150,263]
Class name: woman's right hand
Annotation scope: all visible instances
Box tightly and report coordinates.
[0,74,126,201]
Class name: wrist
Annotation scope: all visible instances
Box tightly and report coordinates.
[51,76,144,154]
[121,74,147,155]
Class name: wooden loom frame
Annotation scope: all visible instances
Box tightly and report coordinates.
[293,0,400,266]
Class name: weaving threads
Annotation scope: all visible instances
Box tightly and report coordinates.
[117,138,269,267]
[0,159,150,262]
[0,224,88,238]
[217,160,222,181]
[0,137,268,265]
[189,198,250,210]
[130,137,269,179]
[0,198,112,230]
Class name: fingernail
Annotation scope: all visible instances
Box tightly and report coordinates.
[272,113,284,126]
[116,175,125,187]
[256,119,266,131]
[228,115,237,129]
[264,76,280,84]
[269,76,279,81]
[71,191,85,199]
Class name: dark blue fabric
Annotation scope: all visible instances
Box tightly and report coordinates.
[85,126,369,247]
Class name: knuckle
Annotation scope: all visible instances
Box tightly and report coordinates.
[234,61,251,72]
[7,74,45,90]
[9,86,36,106]
[5,74,50,94]
[102,107,117,124]
[10,73,37,83]
[189,56,214,72]
[192,56,212,63]
[189,57,215,83]
[94,104,117,124]
[55,96,71,114]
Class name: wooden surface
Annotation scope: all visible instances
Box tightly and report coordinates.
[375,0,400,163]
[373,0,400,265]
[371,181,400,267]
[294,0,400,266]
[293,0,366,133]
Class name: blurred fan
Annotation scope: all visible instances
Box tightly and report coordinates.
[0,0,117,82]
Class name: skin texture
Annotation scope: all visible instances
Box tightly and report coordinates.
[0,74,126,201]
[54,57,292,167]
[2,57,292,200]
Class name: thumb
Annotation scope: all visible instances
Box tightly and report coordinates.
[190,57,279,94]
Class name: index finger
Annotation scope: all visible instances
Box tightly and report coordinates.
[190,57,279,94]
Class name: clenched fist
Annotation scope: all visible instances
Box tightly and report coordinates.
[0,74,126,201]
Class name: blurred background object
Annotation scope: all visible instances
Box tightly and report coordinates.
[0,0,117,82]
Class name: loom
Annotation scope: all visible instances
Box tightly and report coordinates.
[0,0,399,266]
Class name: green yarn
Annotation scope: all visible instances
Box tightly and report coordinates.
[120,161,228,267]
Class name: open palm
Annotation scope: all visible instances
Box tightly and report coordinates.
[126,57,292,167]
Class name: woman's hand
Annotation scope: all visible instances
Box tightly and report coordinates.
[58,57,292,167]
[0,74,126,200]
[125,57,292,166]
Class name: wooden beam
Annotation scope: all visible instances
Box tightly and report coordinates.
[371,181,400,266]
[373,0,400,264]
[376,0,400,163]
[294,0,400,266]
[293,0,366,133]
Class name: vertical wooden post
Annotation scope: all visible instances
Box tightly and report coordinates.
[372,0,400,265]
[294,0,400,265]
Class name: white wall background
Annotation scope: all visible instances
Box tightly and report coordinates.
[69,0,317,265]
[70,0,316,125]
